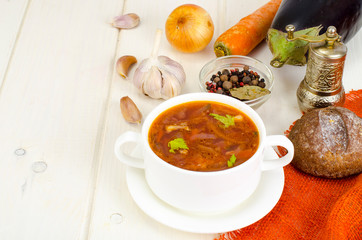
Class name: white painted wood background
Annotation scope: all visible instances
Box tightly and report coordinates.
[0,0,361,239]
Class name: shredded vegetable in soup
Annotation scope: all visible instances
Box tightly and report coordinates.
[148,101,259,171]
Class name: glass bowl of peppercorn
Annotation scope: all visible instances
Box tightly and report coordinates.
[199,55,274,109]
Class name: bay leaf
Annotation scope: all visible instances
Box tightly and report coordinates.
[230,86,270,100]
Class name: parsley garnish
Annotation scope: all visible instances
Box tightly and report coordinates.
[168,138,189,153]
[209,113,235,128]
[227,154,237,167]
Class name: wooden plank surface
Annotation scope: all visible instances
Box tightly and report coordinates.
[87,1,221,239]
[0,0,123,239]
[89,0,362,238]
[0,0,361,239]
[0,0,29,86]
[87,0,288,239]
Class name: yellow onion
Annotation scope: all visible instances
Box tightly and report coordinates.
[165,4,214,53]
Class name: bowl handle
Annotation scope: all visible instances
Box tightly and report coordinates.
[262,135,294,171]
[114,131,145,169]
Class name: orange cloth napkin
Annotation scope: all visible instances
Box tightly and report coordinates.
[217,90,362,240]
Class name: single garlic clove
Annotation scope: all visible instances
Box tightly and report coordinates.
[120,96,142,124]
[112,13,140,29]
[116,55,137,78]
[133,59,158,97]
[157,56,186,99]
[158,56,186,86]
[140,65,163,99]
[159,69,183,99]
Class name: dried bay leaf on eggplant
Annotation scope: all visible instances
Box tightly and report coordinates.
[230,86,270,100]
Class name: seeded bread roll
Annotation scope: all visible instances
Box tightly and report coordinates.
[288,106,362,178]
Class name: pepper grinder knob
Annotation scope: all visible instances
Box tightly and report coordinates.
[326,26,337,37]
[286,24,295,39]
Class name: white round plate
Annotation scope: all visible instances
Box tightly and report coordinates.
[126,147,284,234]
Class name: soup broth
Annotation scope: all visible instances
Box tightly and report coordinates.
[148,101,259,171]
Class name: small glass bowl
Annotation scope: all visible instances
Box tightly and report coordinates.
[199,55,274,109]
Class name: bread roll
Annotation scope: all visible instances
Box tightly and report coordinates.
[288,106,362,178]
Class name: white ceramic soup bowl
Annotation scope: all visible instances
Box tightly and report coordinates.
[114,93,294,214]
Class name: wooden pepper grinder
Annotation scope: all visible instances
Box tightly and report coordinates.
[286,25,347,113]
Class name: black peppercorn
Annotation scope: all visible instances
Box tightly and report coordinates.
[242,76,251,84]
[222,69,230,75]
[205,66,269,98]
[258,82,266,88]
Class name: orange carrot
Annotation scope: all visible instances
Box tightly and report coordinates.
[214,0,283,57]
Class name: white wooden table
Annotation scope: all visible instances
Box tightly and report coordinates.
[0,0,361,239]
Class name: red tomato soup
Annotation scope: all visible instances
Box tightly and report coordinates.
[148,101,259,171]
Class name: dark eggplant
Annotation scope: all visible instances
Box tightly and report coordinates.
[267,0,362,67]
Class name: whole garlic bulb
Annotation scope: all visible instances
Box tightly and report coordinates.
[133,29,186,99]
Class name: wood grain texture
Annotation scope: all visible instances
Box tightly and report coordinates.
[0,0,29,87]
[87,0,223,238]
[0,0,361,239]
[0,0,123,239]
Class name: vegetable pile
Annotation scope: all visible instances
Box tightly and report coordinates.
[115,0,362,124]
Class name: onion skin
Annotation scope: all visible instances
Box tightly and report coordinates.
[165,4,214,53]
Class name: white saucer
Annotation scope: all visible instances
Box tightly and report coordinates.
[126,147,284,234]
